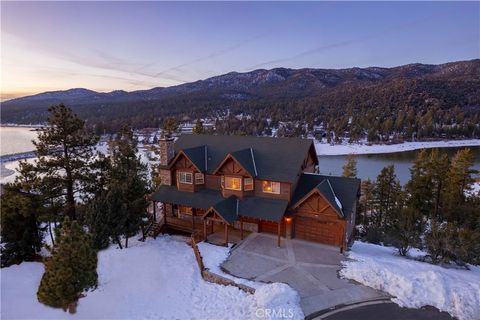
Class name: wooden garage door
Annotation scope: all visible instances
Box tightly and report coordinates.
[295,217,343,246]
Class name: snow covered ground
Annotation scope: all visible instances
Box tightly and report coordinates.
[1,235,303,320]
[466,182,480,197]
[340,241,480,320]
[315,139,480,155]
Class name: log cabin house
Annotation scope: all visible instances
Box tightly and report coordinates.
[149,134,360,251]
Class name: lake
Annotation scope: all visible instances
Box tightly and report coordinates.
[1,127,479,185]
[0,126,38,156]
[319,147,480,185]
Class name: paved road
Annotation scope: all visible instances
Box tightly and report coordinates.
[315,301,453,320]
[221,233,387,316]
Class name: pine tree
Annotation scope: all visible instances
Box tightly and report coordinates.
[108,126,149,248]
[444,148,477,222]
[163,117,178,136]
[373,165,402,228]
[424,220,458,264]
[87,126,149,249]
[1,184,43,267]
[193,118,204,134]
[37,218,97,312]
[429,149,450,218]
[342,154,357,178]
[359,179,374,226]
[31,104,99,220]
[387,204,423,256]
[406,149,433,217]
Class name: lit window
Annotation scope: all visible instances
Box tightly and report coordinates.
[224,176,242,190]
[195,173,204,184]
[244,178,254,191]
[262,181,280,194]
[179,172,193,184]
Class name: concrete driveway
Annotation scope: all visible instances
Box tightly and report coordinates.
[221,233,388,317]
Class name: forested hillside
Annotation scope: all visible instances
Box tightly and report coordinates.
[2,59,479,141]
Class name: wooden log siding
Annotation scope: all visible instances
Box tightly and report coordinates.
[293,192,346,248]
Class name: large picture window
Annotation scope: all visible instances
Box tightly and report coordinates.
[224,176,242,190]
[262,181,280,194]
[178,171,193,184]
[244,178,254,191]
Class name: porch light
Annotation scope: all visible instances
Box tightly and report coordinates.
[285,217,292,223]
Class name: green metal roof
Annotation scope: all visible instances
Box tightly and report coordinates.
[238,197,288,222]
[230,148,257,177]
[182,145,207,172]
[174,134,316,183]
[152,185,288,222]
[151,185,223,209]
[292,173,360,219]
[211,196,239,224]
[316,179,344,217]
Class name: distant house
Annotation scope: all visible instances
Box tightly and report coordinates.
[149,134,359,251]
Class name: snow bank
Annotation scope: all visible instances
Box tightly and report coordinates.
[1,236,303,319]
[198,241,263,289]
[340,241,480,320]
[315,139,480,156]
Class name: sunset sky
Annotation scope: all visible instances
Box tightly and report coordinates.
[1,1,479,100]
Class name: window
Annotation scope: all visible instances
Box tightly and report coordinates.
[224,176,242,190]
[262,181,280,194]
[178,171,193,184]
[244,178,254,191]
[195,173,204,184]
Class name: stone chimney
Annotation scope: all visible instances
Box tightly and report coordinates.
[159,136,174,166]
[158,136,174,186]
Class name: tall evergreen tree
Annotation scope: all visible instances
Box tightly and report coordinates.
[37,218,97,312]
[31,104,99,220]
[0,183,43,267]
[444,148,477,222]
[342,154,358,178]
[406,149,433,217]
[87,126,149,249]
[373,165,402,228]
[359,179,374,226]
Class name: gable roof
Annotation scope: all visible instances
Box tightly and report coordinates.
[315,179,344,217]
[182,145,207,172]
[292,173,361,219]
[231,148,258,177]
[174,134,316,183]
[208,196,239,224]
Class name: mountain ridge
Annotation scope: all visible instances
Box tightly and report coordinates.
[1,59,479,132]
[5,59,479,104]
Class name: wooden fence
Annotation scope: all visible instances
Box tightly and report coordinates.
[190,235,255,294]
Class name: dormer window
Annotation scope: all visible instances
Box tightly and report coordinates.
[223,176,242,191]
[263,181,280,194]
[178,172,193,184]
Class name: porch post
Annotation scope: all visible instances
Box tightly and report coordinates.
[203,220,207,241]
[240,216,244,240]
[224,223,228,246]
[153,201,156,221]
[277,221,281,247]
[164,203,168,224]
[192,208,195,232]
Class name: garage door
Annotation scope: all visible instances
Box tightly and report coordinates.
[294,217,343,246]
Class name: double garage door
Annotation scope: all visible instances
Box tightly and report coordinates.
[294,217,344,247]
